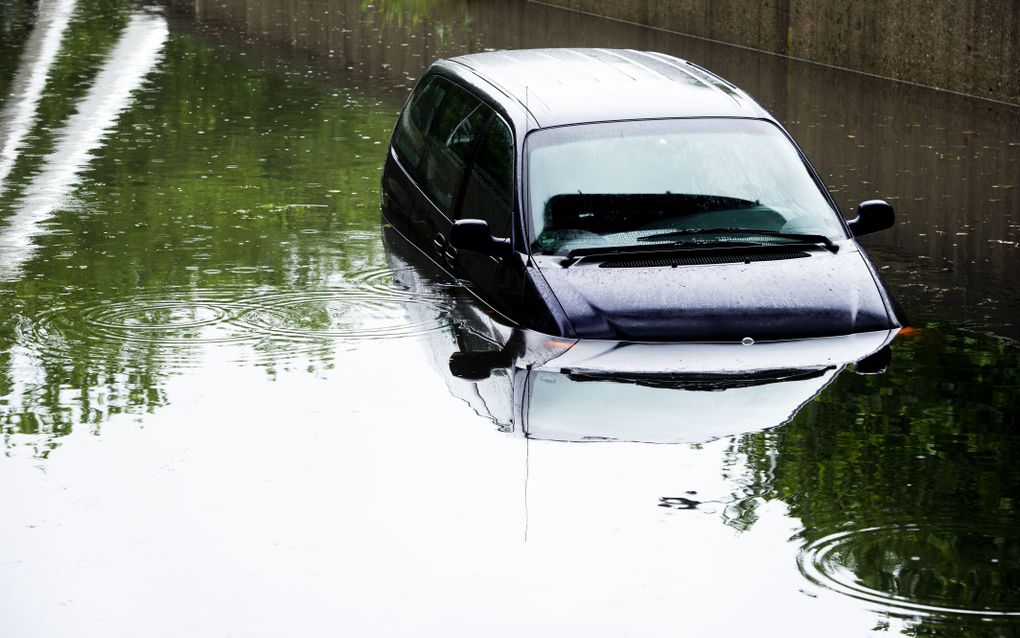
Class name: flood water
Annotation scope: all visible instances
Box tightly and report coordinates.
[0,1,1017,636]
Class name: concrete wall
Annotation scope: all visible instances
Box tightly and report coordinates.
[533,0,1020,105]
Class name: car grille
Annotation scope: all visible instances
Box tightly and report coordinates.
[598,249,811,269]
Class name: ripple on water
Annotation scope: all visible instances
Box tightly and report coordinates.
[345,264,454,303]
[13,291,261,371]
[236,288,449,342]
[798,523,1020,619]
[349,265,415,299]
[81,300,237,341]
[13,279,451,371]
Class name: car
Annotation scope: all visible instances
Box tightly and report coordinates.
[380,48,904,341]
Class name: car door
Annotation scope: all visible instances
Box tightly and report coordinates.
[453,112,526,322]
[415,78,490,268]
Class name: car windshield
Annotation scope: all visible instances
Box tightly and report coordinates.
[526,118,846,256]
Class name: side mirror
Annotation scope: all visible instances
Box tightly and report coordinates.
[854,345,891,375]
[848,200,895,237]
[449,219,512,258]
[449,350,513,381]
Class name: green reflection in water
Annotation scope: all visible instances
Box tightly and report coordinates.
[730,327,1020,631]
[0,5,403,456]
[0,2,38,89]
[364,0,465,30]
[0,1,133,202]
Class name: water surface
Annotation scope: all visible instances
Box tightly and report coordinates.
[0,1,1017,636]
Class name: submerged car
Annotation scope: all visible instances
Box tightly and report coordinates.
[381,48,903,341]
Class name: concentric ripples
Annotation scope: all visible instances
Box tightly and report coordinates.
[12,267,452,371]
[235,291,444,341]
[79,299,245,344]
[15,290,259,372]
[798,523,1020,619]
[349,265,424,299]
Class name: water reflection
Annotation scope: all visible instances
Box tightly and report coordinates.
[389,221,1020,628]
[732,327,1020,628]
[0,1,1017,635]
[800,523,1020,619]
[0,0,76,195]
[0,11,167,280]
[0,2,412,454]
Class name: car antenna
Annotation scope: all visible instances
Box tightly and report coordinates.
[525,85,537,129]
[525,85,530,126]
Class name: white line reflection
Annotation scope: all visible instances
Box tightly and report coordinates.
[3,344,47,443]
[0,0,77,195]
[0,12,168,281]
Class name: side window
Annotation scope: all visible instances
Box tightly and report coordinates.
[422,81,489,211]
[394,77,447,173]
[461,116,514,238]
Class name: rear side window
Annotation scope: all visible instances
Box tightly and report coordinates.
[461,116,514,238]
[394,77,446,171]
[421,81,488,210]
[393,75,493,213]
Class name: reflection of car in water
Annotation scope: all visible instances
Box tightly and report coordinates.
[384,227,897,444]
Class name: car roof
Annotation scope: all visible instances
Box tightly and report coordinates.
[440,48,770,130]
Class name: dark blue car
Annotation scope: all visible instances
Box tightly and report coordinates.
[381,48,903,341]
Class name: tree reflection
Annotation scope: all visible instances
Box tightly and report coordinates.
[0,2,401,455]
[732,328,1020,630]
[365,0,465,28]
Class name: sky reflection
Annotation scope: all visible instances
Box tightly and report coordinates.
[0,0,76,195]
[0,11,167,280]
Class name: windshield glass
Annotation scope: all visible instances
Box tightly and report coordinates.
[526,118,846,256]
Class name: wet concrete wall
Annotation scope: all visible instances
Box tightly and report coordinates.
[535,0,1020,105]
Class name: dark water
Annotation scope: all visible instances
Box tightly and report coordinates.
[0,1,1017,636]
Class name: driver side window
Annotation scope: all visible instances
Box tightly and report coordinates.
[460,116,514,238]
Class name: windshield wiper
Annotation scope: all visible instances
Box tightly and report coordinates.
[636,227,839,253]
[562,239,756,262]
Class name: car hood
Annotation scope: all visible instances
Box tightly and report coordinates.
[536,248,895,340]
